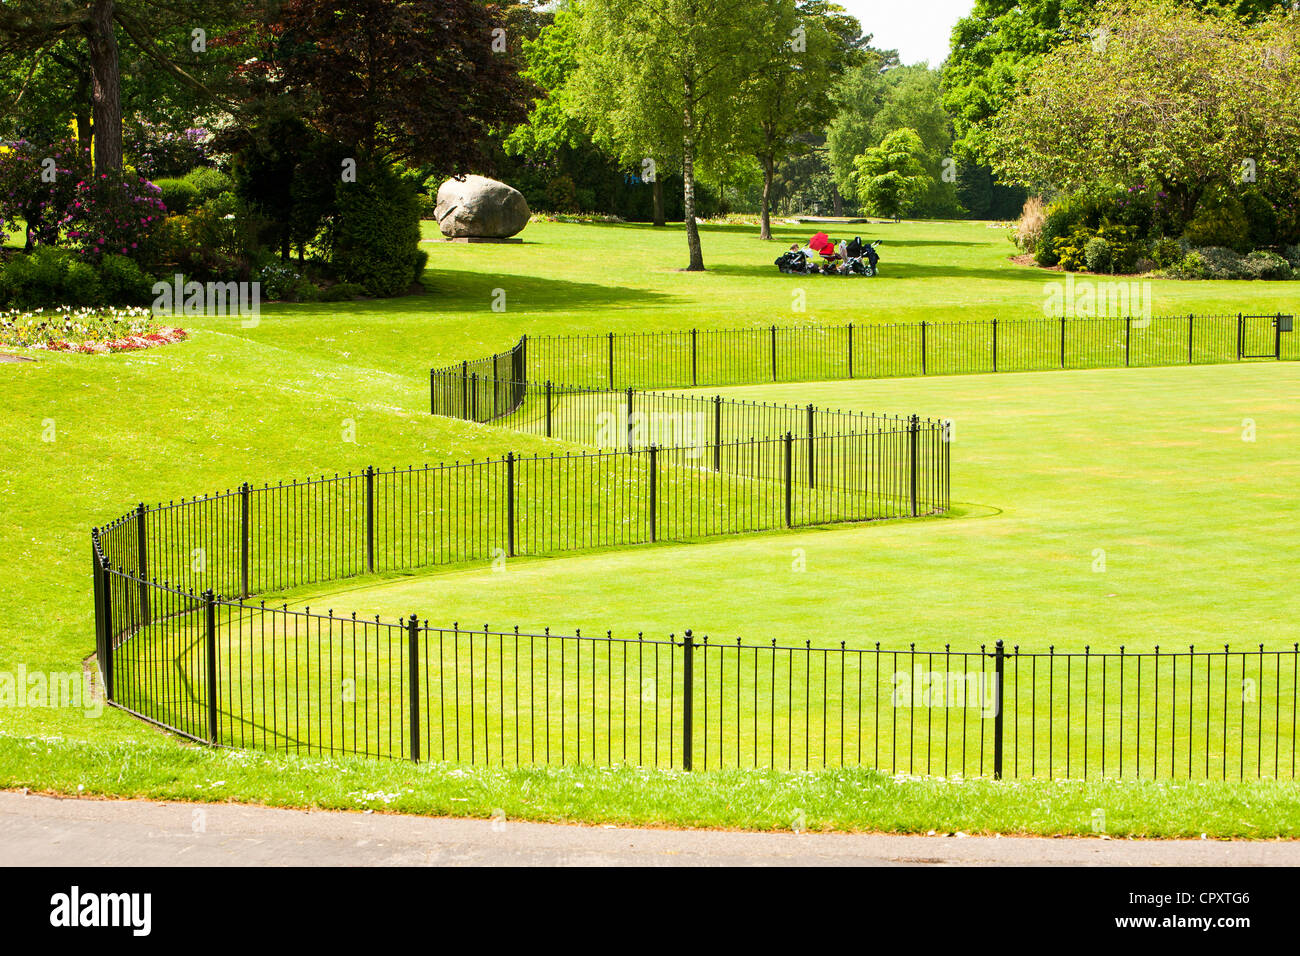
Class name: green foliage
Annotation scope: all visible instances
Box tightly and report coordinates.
[95,254,153,305]
[1083,236,1111,274]
[182,167,233,203]
[320,281,365,302]
[326,166,424,297]
[852,128,931,220]
[1151,238,1185,269]
[1241,250,1293,280]
[987,2,1300,233]
[1183,197,1252,253]
[155,178,199,216]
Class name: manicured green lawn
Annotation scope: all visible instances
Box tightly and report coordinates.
[2,218,1297,834]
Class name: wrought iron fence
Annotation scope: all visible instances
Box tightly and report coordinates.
[90,311,1298,778]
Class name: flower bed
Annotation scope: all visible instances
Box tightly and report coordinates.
[0,307,186,354]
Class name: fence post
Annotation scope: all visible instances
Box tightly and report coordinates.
[1237,312,1244,360]
[1060,316,1067,369]
[648,445,658,543]
[783,431,793,527]
[470,372,478,421]
[429,368,435,415]
[493,353,499,419]
[681,630,694,771]
[806,404,815,489]
[713,395,722,472]
[691,328,698,386]
[461,360,469,419]
[608,331,615,389]
[365,465,375,573]
[1188,313,1194,364]
[920,321,927,375]
[203,589,219,745]
[993,639,1005,780]
[991,319,999,373]
[1125,316,1132,367]
[102,557,115,702]
[240,482,250,598]
[135,502,150,625]
[908,415,919,517]
[847,322,854,379]
[545,381,553,437]
[408,614,420,763]
[1277,312,1284,361]
[626,386,635,451]
[506,452,516,557]
[771,325,778,381]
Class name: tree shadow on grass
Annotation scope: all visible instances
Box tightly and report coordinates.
[281,270,677,315]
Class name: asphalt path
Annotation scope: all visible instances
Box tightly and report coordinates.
[2,791,1295,866]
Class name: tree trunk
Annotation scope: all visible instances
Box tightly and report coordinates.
[682,80,704,271]
[831,183,844,218]
[652,176,665,227]
[760,154,774,240]
[85,0,122,173]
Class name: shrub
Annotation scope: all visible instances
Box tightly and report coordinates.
[1151,237,1184,269]
[66,171,168,263]
[325,165,423,297]
[96,254,153,305]
[1013,196,1047,255]
[1191,246,1247,279]
[182,167,233,203]
[254,259,301,301]
[320,282,365,301]
[63,260,102,305]
[1083,236,1112,274]
[1241,251,1292,280]
[1283,244,1300,269]
[0,247,102,307]
[1051,224,1091,272]
[1036,199,1081,266]
[1168,251,1208,280]
[1183,198,1251,253]
[290,277,320,302]
[155,178,199,216]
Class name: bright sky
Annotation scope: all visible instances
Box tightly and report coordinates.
[836,0,977,67]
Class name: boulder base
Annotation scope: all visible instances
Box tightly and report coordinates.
[435,175,530,239]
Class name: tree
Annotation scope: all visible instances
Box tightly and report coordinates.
[984,2,1300,229]
[740,0,866,239]
[825,47,897,203]
[0,1,250,172]
[571,0,768,270]
[247,0,531,175]
[853,128,931,220]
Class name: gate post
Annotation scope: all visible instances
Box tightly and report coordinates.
[545,381,553,438]
[908,415,919,517]
[713,395,722,473]
[506,452,516,557]
[682,630,694,771]
[783,432,793,527]
[365,466,375,573]
[648,445,658,543]
[806,404,815,489]
[408,614,421,763]
[135,503,150,625]
[240,482,251,599]
[993,640,1005,780]
[204,589,219,745]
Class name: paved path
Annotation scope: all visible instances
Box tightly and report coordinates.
[2,791,1295,866]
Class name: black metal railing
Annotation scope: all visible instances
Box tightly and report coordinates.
[90,311,1297,778]
[506,313,1294,392]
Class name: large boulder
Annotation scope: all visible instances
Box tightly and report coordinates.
[435,175,530,239]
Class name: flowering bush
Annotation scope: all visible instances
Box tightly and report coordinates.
[124,119,214,179]
[65,172,167,263]
[0,139,90,248]
[0,306,185,353]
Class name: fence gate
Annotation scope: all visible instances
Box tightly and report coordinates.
[1240,314,1288,359]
